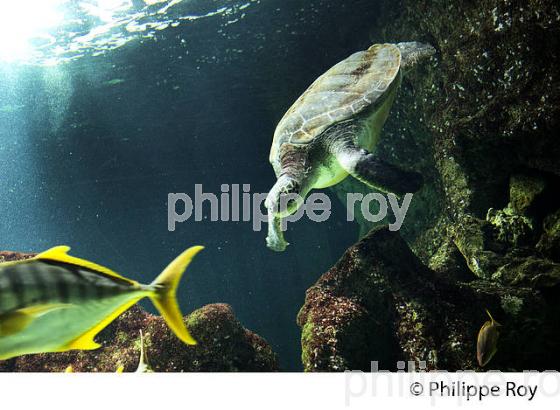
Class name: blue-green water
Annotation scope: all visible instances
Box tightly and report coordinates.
[0,0,381,370]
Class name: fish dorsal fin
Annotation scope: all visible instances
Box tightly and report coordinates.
[37,246,136,285]
[485,309,501,326]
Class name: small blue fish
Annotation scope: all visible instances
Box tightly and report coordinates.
[0,245,203,360]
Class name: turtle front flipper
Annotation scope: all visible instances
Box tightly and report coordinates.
[266,211,289,252]
[332,141,423,196]
[265,174,304,252]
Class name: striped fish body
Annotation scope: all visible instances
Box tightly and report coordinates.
[0,259,147,359]
[0,246,202,360]
[0,258,147,314]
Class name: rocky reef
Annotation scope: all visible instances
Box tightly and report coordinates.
[1,0,559,373]
[375,0,559,279]
[307,0,560,371]
[298,226,560,371]
[0,252,278,372]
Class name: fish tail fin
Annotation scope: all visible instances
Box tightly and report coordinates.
[148,246,204,345]
[486,309,501,326]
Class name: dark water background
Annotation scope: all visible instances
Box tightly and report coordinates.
[0,0,385,370]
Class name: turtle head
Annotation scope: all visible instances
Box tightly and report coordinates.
[396,42,436,71]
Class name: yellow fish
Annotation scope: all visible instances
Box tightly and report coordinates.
[476,309,502,367]
[0,245,203,360]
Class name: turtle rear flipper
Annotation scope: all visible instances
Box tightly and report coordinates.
[333,142,423,196]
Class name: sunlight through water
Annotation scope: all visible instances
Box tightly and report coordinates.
[0,0,259,65]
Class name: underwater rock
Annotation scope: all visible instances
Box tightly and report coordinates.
[537,209,560,262]
[0,251,278,372]
[0,303,278,372]
[508,174,547,216]
[0,251,35,263]
[492,257,560,289]
[329,0,560,284]
[423,232,475,283]
[484,173,548,248]
[297,226,560,371]
[486,207,534,248]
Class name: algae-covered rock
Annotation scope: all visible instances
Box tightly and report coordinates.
[355,0,560,283]
[425,234,475,282]
[509,174,547,215]
[486,207,534,248]
[0,252,278,372]
[492,257,560,288]
[298,226,560,372]
[312,14,560,367]
[0,251,35,263]
[537,209,560,262]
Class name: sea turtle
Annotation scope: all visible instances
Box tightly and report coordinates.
[265,42,435,251]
